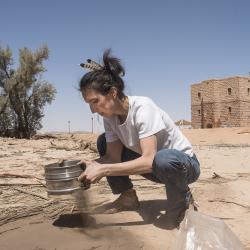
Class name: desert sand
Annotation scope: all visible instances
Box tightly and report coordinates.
[0,127,250,250]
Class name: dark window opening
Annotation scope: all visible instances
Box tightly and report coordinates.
[198,110,201,115]
[207,123,213,128]
[248,88,250,95]
[198,92,201,99]
[229,107,232,113]
[228,88,232,95]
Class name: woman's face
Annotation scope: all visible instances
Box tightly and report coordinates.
[82,88,115,118]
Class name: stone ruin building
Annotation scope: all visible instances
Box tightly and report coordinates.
[191,76,250,128]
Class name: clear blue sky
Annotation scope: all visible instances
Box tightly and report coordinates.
[1,0,250,133]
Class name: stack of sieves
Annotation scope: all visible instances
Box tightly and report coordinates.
[44,160,89,195]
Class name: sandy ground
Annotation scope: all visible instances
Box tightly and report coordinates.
[0,128,250,250]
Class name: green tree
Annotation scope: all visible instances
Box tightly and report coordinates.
[0,45,56,138]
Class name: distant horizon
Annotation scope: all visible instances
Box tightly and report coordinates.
[40,72,250,133]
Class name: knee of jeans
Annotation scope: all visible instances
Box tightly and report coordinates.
[97,133,106,156]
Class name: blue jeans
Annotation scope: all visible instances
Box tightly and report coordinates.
[97,133,200,210]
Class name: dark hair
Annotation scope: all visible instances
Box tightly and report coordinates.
[79,49,125,99]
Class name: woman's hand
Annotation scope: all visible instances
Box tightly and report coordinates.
[77,159,104,184]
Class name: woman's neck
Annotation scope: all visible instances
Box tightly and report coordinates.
[116,96,129,124]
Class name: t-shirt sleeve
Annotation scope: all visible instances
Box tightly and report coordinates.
[135,99,166,139]
[103,118,119,142]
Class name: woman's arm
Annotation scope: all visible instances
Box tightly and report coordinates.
[101,135,157,176]
[78,135,157,183]
[78,139,123,183]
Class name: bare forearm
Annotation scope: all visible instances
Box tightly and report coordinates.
[100,156,153,176]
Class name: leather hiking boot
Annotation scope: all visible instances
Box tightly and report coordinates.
[105,189,140,213]
[154,190,197,230]
[93,189,140,214]
[153,204,189,230]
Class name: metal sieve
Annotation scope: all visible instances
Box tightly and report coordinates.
[44,160,86,195]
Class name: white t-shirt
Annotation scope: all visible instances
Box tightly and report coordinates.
[103,96,193,157]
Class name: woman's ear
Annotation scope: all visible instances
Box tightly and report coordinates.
[109,87,117,99]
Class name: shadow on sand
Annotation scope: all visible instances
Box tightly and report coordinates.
[52,199,176,230]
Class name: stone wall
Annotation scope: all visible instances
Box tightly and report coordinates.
[191,77,250,128]
[191,81,214,128]
[239,78,250,126]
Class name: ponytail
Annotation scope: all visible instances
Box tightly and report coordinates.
[103,49,125,77]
